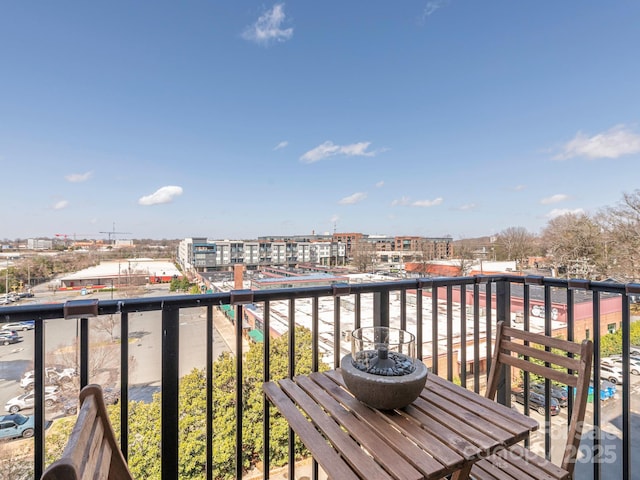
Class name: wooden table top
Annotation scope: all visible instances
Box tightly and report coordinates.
[263,369,538,480]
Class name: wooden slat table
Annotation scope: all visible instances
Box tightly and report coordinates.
[263,369,538,480]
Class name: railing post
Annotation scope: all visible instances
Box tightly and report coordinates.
[332,284,350,369]
[496,280,510,406]
[34,319,45,479]
[230,289,254,480]
[120,311,129,460]
[373,291,389,328]
[63,299,99,388]
[161,305,180,480]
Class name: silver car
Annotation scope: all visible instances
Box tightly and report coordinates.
[5,387,59,414]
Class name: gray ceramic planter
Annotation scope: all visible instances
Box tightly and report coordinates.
[341,354,428,410]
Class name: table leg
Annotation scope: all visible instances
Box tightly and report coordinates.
[450,464,471,480]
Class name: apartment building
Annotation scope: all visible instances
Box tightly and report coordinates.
[178,234,453,272]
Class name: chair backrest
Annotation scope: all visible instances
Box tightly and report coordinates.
[485,321,593,476]
[41,384,133,480]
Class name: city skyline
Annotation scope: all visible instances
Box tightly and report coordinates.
[2,2,639,240]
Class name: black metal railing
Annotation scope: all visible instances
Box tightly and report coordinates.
[1,274,637,479]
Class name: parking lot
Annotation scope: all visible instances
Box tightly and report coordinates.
[510,369,640,477]
[0,284,232,436]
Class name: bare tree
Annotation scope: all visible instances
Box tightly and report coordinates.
[453,240,476,276]
[598,190,640,281]
[495,226,538,271]
[93,315,121,343]
[541,213,604,279]
[415,239,435,273]
[350,240,377,273]
[0,448,33,480]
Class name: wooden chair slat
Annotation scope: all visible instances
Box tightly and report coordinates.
[497,353,578,387]
[500,339,582,372]
[501,325,583,355]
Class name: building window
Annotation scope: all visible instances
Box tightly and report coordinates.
[607,323,616,334]
[585,329,590,340]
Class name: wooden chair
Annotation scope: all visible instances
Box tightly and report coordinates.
[41,384,133,480]
[470,321,593,480]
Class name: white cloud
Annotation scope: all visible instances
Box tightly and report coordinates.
[423,0,448,17]
[242,3,293,46]
[65,171,92,183]
[138,186,183,206]
[512,184,526,191]
[300,141,376,163]
[391,196,411,206]
[330,214,340,223]
[554,124,640,160]
[338,192,367,205]
[412,197,443,207]
[546,208,584,218]
[540,193,569,205]
[419,0,449,24]
[274,141,288,150]
[53,200,69,210]
[375,181,384,188]
[458,203,476,211]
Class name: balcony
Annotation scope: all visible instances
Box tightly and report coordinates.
[0,274,637,479]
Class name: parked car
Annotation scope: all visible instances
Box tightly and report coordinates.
[511,387,560,415]
[0,294,17,304]
[529,383,568,407]
[1,320,35,331]
[20,367,76,389]
[600,364,624,384]
[0,413,35,440]
[0,330,22,346]
[5,387,59,413]
[602,356,640,376]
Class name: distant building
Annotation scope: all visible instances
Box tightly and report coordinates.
[27,239,53,250]
[57,259,181,289]
[177,233,453,272]
[178,237,345,272]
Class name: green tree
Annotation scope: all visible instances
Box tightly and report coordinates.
[43,326,325,479]
[598,319,640,357]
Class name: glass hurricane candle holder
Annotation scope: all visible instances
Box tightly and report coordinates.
[341,326,428,410]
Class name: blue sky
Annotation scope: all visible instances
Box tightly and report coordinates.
[2,1,639,241]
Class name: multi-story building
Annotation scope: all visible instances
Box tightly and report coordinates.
[178,234,452,272]
[331,233,364,259]
[179,238,317,272]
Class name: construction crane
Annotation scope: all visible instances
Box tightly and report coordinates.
[55,233,96,247]
[54,233,70,247]
[100,223,132,245]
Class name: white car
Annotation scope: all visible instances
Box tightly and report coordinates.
[2,320,35,331]
[5,387,59,413]
[600,364,624,384]
[603,356,640,375]
[20,367,76,389]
